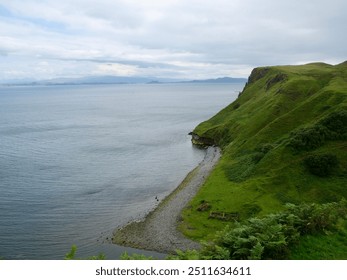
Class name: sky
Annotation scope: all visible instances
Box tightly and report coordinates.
[0,0,346,81]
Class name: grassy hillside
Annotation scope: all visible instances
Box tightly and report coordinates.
[181,61,347,245]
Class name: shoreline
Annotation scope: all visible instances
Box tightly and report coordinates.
[112,146,221,254]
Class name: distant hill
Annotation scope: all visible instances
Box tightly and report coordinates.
[39,76,177,85]
[185,77,247,84]
[183,61,347,248]
[1,75,247,86]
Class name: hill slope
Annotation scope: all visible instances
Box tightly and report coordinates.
[182,61,347,241]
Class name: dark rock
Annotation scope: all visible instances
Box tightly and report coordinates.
[189,132,216,147]
[248,67,271,84]
[266,73,287,90]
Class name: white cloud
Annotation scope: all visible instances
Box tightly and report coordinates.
[0,0,346,81]
[95,63,139,76]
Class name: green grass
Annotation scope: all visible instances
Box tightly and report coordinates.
[289,221,347,260]
[181,61,347,258]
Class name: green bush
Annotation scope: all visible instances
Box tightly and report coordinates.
[170,201,347,260]
[64,245,78,260]
[284,202,346,234]
[64,245,106,260]
[288,109,347,151]
[214,217,290,259]
[304,153,338,177]
[318,110,347,136]
[288,125,329,151]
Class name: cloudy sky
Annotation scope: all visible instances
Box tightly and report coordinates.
[0,0,346,81]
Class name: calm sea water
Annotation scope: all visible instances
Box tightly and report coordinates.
[0,83,243,259]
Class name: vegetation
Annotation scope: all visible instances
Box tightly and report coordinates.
[65,62,347,260]
[172,201,347,260]
[120,252,155,260]
[65,200,347,260]
[63,245,157,260]
[180,61,347,259]
[64,245,106,260]
[289,220,347,259]
[303,153,339,177]
[288,109,347,151]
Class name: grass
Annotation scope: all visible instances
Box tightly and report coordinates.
[289,220,347,260]
[181,61,347,259]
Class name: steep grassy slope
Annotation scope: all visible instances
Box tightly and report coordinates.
[181,62,347,241]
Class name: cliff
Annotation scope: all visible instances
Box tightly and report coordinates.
[184,61,347,240]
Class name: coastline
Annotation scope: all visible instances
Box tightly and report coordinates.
[112,146,221,254]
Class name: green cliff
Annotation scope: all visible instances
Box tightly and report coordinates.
[182,61,347,247]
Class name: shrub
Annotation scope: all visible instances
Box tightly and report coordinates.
[213,216,292,260]
[233,103,241,110]
[64,245,106,260]
[288,109,347,151]
[252,144,273,163]
[169,200,347,260]
[284,202,346,234]
[303,153,338,177]
[288,125,329,151]
[64,245,77,260]
[318,109,347,136]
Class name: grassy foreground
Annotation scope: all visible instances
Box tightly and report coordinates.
[180,61,347,259]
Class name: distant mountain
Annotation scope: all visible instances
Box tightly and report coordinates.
[0,76,182,85]
[185,77,247,84]
[40,76,175,85]
[0,78,37,85]
[43,76,247,85]
[0,75,247,86]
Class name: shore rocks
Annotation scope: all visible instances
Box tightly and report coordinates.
[112,146,221,254]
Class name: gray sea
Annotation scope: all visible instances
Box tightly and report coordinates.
[0,83,243,259]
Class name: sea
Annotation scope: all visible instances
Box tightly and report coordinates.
[0,82,243,259]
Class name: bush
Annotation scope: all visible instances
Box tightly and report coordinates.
[288,109,347,151]
[64,245,106,260]
[214,217,290,259]
[318,110,347,136]
[304,153,338,177]
[169,200,347,260]
[284,202,346,234]
[289,125,329,151]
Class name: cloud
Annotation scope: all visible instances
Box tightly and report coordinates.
[95,63,139,76]
[0,49,8,56]
[0,0,346,81]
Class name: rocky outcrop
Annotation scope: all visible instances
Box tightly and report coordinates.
[247,67,271,84]
[188,132,216,147]
[239,67,271,96]
[266,73,287,90]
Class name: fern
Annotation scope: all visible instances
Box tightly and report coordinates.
[170,200,347,260]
